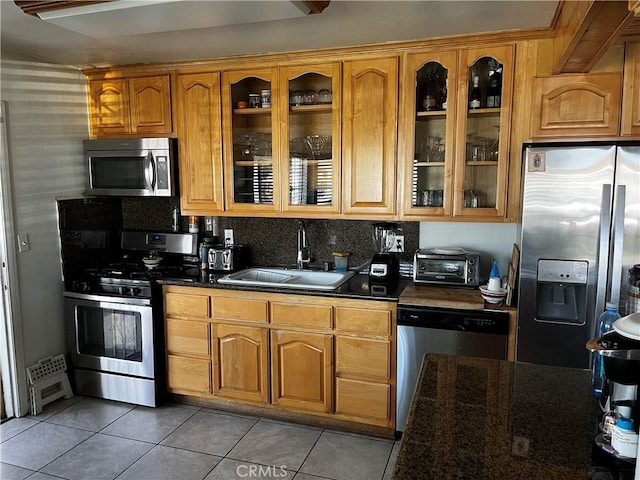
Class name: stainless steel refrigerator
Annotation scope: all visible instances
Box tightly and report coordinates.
[517,142,640,369]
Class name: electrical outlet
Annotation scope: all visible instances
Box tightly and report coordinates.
[390,235,404,253]
[224,228,234,246]
[511,436,530,457]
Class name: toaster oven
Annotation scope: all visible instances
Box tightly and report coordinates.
[413,248,480,287]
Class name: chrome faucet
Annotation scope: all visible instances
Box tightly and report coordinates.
[296,220,311,269]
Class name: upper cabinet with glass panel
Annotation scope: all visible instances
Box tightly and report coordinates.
[453,45,514,219]
[400,50,458,218]
[279,63,341,215]
[400,44,514,220]
[222,68,281,214]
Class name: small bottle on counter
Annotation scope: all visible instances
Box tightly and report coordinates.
[200,242,209,271]
[188,216,199,234]
[591,302,621,397]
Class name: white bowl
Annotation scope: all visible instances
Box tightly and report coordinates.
[479,285,508,296]
[481,293,506,304]
[479,285,507,304]
[142,257,163,269]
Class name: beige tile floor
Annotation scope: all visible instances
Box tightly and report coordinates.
[0,396,399,480]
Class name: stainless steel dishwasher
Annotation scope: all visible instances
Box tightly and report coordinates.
[396,305,509,434]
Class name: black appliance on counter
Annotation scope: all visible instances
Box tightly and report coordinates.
[368,222,400,282]
[207,244,249,273]
[587,316,640,475]
[63,230,199,407]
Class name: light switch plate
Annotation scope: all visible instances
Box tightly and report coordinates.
[17,233,30,252]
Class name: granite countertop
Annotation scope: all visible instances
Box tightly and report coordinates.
[393,354,605,480]
[159,271,411,302]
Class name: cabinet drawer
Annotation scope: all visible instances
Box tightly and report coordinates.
[213,297,268,323]
[335,377,390,422]
[336,337,390,379]
[335,307,390,335]
[271,302,332,329]
[167,354,211,394]
[165,292,210,318]
[166,319,210,356]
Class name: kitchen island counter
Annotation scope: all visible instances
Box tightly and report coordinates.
[393,354,605,479]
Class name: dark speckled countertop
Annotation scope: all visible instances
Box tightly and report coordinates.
[159,271,411,302]
[393,354,606,480]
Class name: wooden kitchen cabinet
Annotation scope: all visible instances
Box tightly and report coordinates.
[400,44,515,221]
[453,45,514,220]
[342,55,399,218]
[212,323,269,403]
[167,354,211,394]
[164,286,212,395]
[88,74,173,137]
[271,329,333,414]
[270,301,332,329]
[163,286,396,434]
[621,40,640,137]
[531,72,622,138]
[334,304,395,427]
[279,62,342,216]
[175,72,224,215]
[399,50,458,218]
[221,67,281,214]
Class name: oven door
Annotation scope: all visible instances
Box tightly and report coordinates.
[64,292,155,378]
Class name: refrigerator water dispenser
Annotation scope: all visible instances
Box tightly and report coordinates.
[535,259,588,325]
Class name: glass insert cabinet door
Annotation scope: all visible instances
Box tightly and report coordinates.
[222,68,281,213]
[401,50,458,217]
[279,63,341,214]
[454,45,514,218]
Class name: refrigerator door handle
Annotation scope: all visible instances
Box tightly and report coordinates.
[609,185,626,307]
[595,184,613,321]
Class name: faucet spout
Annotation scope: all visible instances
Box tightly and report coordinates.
[296,220,311,269]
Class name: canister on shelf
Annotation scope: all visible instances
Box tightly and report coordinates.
[261,89,271,108]
[248,93,261,108]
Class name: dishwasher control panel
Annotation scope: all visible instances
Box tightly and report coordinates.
[397,306,509,335]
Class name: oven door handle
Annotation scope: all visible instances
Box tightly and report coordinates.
[63,290,152,306]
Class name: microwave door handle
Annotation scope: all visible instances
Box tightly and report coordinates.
[145,152,156,190]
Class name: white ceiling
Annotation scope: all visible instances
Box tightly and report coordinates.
[0,1,559,69]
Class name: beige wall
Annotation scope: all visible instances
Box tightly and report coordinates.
[1,50,88,414]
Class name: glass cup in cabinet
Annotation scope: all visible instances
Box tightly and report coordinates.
[290,90,304,106]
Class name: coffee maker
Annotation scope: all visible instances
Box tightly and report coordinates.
[587,315,640,474]
[368,222,400,282]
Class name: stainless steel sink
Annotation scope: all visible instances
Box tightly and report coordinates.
[216,267,355,291]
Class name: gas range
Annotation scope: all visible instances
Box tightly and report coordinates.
[65,231,200,299]
[72,261,197,298]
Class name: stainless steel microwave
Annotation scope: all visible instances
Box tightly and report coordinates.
[84,138,177,197]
